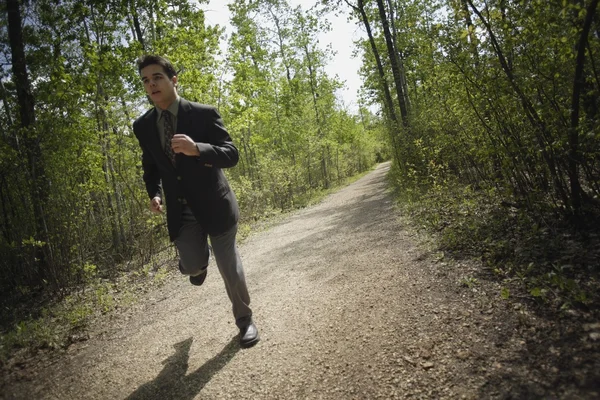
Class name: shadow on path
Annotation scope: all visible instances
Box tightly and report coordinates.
[126,337,239,400]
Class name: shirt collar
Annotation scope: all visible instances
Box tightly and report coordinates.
[156,95,180,120]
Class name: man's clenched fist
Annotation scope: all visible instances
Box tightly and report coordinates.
[150,196,163,213]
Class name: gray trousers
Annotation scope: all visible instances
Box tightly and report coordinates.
[174,207,252,326]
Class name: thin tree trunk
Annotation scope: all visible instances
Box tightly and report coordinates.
[466,0,571,208]
[346,0,403,169]
[375,0,409,126]
[298,14,329,188]
[110,127,127,250]
[269,6,292,83]
[7,0,51,274]
[386,0,410,112]
[131,0,146,49]
[348,0,396,123]
[458,0,478,61]
[84,11,123,253]
[0,80,15,145]
[568,0,599,215]
[0,174,13,244]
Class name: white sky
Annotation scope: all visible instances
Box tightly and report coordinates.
[203,0,364,113]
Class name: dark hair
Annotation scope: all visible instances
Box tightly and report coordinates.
[136,55,177,78]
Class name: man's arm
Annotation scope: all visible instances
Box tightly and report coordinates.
[134,121,162,200]
[195,107,239,168]
[169,106,239,168]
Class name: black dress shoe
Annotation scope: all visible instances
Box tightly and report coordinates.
[239,322,260,348]
[189,268,207,286]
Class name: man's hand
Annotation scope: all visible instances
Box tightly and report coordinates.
[150,196,163,213]
[171,134,200,156]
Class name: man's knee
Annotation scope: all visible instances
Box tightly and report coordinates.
[178,249,209,275]
[175,238,210,275]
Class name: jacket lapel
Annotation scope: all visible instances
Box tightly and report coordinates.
[176,98,193,135]
[143,108,161,148]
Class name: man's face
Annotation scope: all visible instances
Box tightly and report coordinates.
[140,64,177,109]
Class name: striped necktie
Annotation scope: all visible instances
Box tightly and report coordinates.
[163,110,176,164]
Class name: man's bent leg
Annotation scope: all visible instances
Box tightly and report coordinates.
[209,224,252,323]
[174,207,210,277]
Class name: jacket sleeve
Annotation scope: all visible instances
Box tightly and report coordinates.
[134,121,162,199]
[195,107,239,169]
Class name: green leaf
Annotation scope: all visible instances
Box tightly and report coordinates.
[530,287,542,297]
[501,287,510,300]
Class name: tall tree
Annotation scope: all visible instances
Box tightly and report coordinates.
[344,0,402,167]
[6,0,51,277]
[568,0,599,215]
[375,0,409,126]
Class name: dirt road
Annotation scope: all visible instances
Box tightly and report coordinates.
[2,162,599,399]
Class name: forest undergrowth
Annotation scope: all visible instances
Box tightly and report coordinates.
[392,171,600,315]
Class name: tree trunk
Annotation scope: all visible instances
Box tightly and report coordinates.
[269,6,292,83]
[568,0,599,215]
[375,0,409,127]
[386,0,410,112]
[0,79,15,144]
[298,13,329,189]
[458,0,478,60]
[7,0,51,274]
[347,0,403,169]
[83,11,124,254]
[130,0,146,49]
[0,173,13,244]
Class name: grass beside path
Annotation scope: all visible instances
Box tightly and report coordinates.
[391,176,600,312]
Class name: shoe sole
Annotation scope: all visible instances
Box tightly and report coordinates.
[189,270,207,286]
[240,334,260,349]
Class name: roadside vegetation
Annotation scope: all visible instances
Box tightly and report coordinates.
[391,170,600,311]
[360,0,600,312]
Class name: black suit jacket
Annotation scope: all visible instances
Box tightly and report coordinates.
[133,98,240,240]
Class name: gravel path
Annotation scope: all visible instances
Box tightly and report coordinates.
[2,162,599,399]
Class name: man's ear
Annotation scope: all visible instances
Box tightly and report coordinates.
[172,75,178,87]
